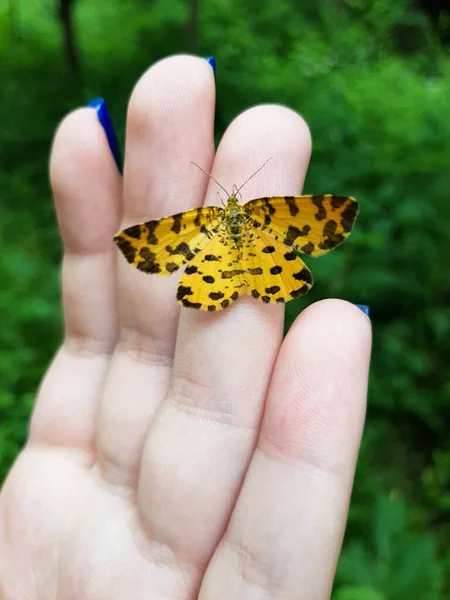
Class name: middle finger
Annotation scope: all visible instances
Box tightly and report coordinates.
[95,55,216,490]
[138,104,312,578]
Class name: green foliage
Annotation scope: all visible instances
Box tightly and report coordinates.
[0,170,62,481]
[334,587,386,600]
[335,496,444,599]
[1,0,449,594]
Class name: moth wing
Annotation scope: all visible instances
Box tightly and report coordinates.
[114,206,224,276]
[177,230,247,311]
[245,195,358,257]
[242,230,313,304]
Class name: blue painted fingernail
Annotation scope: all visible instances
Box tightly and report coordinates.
[87,97,122,172]
[355,304,370,317]
[205,56,216,78]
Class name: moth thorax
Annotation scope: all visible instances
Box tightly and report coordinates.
[226,200,245,241]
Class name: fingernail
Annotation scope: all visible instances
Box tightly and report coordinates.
[204,56,216,78]
[355,304,370,317]
[87,97,122,173]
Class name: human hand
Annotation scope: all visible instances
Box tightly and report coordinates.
[0,55,371,599]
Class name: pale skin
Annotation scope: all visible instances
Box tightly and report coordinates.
[0,56,372,599]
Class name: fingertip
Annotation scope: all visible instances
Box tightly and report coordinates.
[225,104,312,167]
[294,298,372,340]
[49,107,122,253]
[126,54,216,138]
[50,107,119,195]
[284,298,372,383]
[123,54,216,221]
[50,108,98,179]
[208,104,312,206]
[263,298,371,472]
[299,298,372,356]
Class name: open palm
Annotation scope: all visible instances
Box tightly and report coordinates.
[0,55,371,599]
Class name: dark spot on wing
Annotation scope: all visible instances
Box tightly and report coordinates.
[124,225,142,240]
[264,214,271,226]
[138,247,160,273]
[290,284,309,298]
[283,225,310,246]
[284,251,296,261]
[266,286,280,295]
[114,237,136,263]
[231,292,239,301]
[194,209,202,227]
[185,265,198,275]
[323,219,338,238]
[293,267,313,283]
[222,269,245,279]
[177,285,193,300]
[330,195,346,209]
[166,262,179,273]
[200,225,213,238]
[262,245,275,253]
[209,291,225,300]
[319,219,345,250]
[166,242,195,260]
[300,242,315,255]
[181,299,202,309]
[312,196,326,221]
[221,299,230,308]
[146,221,159,245]
[319,235,345,251]
[248,267,263,275]
[251,289,260,298]
[285,196,299,216]
[261,296,271,303]
[270,265,282,274]
[341,200,358,232]
[266,200,276,215]
[203,275,215,284]
[207,305,216,312]
[171,213,182,235]
[204,254,220,261]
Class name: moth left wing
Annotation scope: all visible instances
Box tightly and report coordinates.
[244,195,358,257]
[114,206,224,276]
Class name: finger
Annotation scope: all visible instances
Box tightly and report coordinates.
[95,55,216,489]
[30,107,122,455]
[137,105,312,582]
[201,300,372,600]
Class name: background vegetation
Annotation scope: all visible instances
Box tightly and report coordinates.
[1,0,449,597]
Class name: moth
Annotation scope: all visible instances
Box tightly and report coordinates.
[114,161,358,311]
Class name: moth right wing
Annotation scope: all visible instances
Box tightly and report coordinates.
[241,230,314,304]
[245,195,358,257]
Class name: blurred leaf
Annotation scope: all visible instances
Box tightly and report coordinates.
[333,586,386,600]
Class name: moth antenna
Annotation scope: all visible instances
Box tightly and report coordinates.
[235,158,273,196]
[190,162,230,198]
[216,190,226,207]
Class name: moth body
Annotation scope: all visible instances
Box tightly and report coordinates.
[224,195,246,244]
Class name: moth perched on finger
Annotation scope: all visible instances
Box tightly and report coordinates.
[114,160,358,311]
